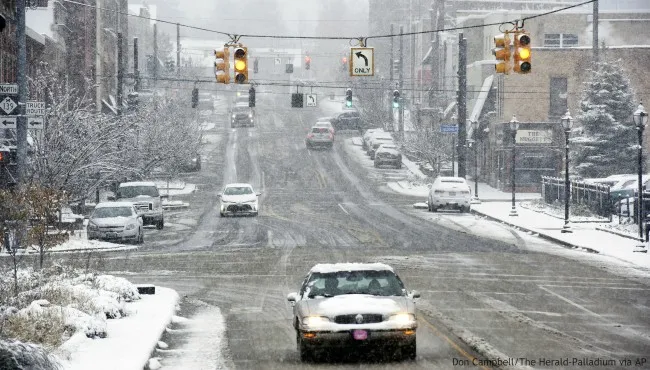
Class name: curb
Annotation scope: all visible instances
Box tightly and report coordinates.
[595,226,642,241]
[470,208,601,254]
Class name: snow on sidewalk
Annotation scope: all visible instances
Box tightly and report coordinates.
[55,287,179,370]
[472,202,650,268]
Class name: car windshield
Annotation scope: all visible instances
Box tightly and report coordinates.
[304,270,405,298]
[117,186,159,198]
[233,107,250,113]
[224,186,253,195]
[92,207,133,218]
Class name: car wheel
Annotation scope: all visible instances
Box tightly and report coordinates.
[427,201,432,212]
[459,206,468,213]
[431,206,438,212]
[156,219,164,230]
[252,211,259,217]
[402,341,417,361]
[219,212,225,217]
[297,332,312,362]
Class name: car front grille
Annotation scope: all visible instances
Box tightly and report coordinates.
[98,226,123,231]
[226,204,253,212]
[134,203,152,212]
[334,314,384,324]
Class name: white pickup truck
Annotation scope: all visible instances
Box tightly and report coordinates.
[112,181,164,229]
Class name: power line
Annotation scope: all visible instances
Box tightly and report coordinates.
[61,0,595,42]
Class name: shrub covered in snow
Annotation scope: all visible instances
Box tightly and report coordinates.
[92,275,141,302]
[0,339,61,370]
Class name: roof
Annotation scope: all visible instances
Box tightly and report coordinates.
[224,183,253,188]
[95,202,135,209]
[439,177,467,182]
[309,263,394,274]
[119,181,157,187]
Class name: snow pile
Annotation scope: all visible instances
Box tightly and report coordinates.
[90,275,141,302]
[0,339,61,370]
[17,299,107,339]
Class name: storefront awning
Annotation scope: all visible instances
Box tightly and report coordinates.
[468,75,494,138]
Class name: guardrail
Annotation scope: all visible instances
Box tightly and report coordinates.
[541,176,612,219]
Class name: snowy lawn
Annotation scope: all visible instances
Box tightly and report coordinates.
[520,199,610,222]
[55,287,179,370]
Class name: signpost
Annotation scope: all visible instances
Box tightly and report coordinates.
[440,124,459,133]
[350,47,375,77]
[0,84,18,95]
[305,94,317,107]
[27,116,44,130]
[1,116,16,129]
[0,96,17,115]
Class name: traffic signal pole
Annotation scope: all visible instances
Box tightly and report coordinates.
[16,0,27,185]
[398,25,404,139]
[457,33,467,178]
[117,32,123,116]
[389,23,394,124]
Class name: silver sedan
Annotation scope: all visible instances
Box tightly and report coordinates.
[287,263,420,362]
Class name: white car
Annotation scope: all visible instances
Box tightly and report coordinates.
[87,202,144,244]
[367,135,394,159]
[287,263,419,362]
[113,181,164,229]
[314,121,335,136]
[374,144,402,169]
[427,177,472,213]
[218,183,261,217]
[362,128,385,150]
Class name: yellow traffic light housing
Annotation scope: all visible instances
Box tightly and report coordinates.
[233,46,248,84]
[513,31,531,74]
[214,48,230,84]
[493,33,512,74]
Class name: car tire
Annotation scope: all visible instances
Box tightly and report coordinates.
[252,211,259,217]
[297,332,312,362]
[156,219,164,230]
[427,201,432,212]
[431,206,438,212]
[402,341,417,361]
[459,206,468,213]
[219,212,225,217]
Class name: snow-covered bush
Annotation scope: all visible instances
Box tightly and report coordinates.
[0,339,61,370]
[2,300,69,347]
[92,275,141,302]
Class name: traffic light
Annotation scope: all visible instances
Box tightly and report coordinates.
[345,88,352,108]
[233,46,248,84]
[513,31,531,74]
[305,56,311,70]
[393,90,400,108]
[254,58,259,73]
[249,87,256,108]
[493,33,512,74]
[191,88,199,108]
[214,48,230,84]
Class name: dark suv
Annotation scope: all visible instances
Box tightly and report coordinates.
[331,110,362,131]
[231,106,254,128]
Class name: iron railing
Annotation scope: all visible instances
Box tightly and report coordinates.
[541,176,612,219]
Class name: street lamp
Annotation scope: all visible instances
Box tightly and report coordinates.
[560,110,573,233]
[633,103,648,244]
[509,115,519,216]
[471,120,481,204]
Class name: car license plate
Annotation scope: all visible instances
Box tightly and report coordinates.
[448,192,456,196]
[106,232,117,238]
[352,330,368,340]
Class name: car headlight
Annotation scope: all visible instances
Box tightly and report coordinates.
[388,313,416,325]
[248,114,253,118]
[303,316,330,327]
[125,223,136,230]
[232,114,236,118]
[88,222,99,230]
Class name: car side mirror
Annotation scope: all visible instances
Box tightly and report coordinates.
[287,292,299,305]
[107,196,116,201]
[410,290,421,299]
[256,192,262,196]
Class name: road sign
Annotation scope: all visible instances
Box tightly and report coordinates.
[350,47,374,76]
[0,116,16,129]
[286,64,294,73]
[305,94,317,107]
[26,101,46,116]
[0,96,17,115]
[0,84,18,95]
[291,93,303,108]
[27,116,44,130]
[440,124,459,133]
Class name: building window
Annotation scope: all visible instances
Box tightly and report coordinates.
[544,34,579,48]
[549,77,568,119]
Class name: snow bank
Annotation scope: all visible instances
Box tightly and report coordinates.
[0,339,62,370]
[18,300,107,339]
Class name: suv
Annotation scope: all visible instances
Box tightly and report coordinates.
[331,110,362,131]
[113,182,164,229]
[231,105,254,127]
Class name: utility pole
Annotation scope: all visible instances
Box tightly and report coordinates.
[117,32,123,116]
[593,0,599,63]
[176,23,181,77]
[96,0,102,112]
[15,0,27,185]
[389,23,394,124]
[153,23,158,84]
[457,33,467,178]
[133,37,139,92]
[399,25,404,139]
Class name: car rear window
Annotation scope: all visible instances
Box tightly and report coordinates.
[312,127,329,133]
[441,179,464,183]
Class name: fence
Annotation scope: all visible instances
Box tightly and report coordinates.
[541,176,612,219]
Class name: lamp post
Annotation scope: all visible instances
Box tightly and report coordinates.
[560,110,573,233]
[509,115,519,216]
[633,103,648,244]
[471,120,481,204]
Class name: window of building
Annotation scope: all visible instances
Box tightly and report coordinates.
[544,33,579,47]
[549,77,568,119]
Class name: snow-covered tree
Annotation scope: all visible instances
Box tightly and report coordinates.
[572,59,638,178]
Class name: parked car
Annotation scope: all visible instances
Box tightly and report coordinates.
[363,128,384,150]
[331,110,362,131]
[218,183,261,217]
[231,106,254,128]
[306,126,334,149]
[367,135,394,159]
[609,175,650,205]
[427,177,472,213]
[87,202,144,244]
[374,144,402,169]
[112,181,164,229]
[287,263,419,362]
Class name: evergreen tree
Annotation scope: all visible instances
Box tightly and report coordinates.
[572,59,637,178]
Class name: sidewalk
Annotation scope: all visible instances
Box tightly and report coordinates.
[472,201,650,268]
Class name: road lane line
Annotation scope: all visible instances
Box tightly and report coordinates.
[538,285,605,318]
[419,317,492,370]
[338,203,349,215]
